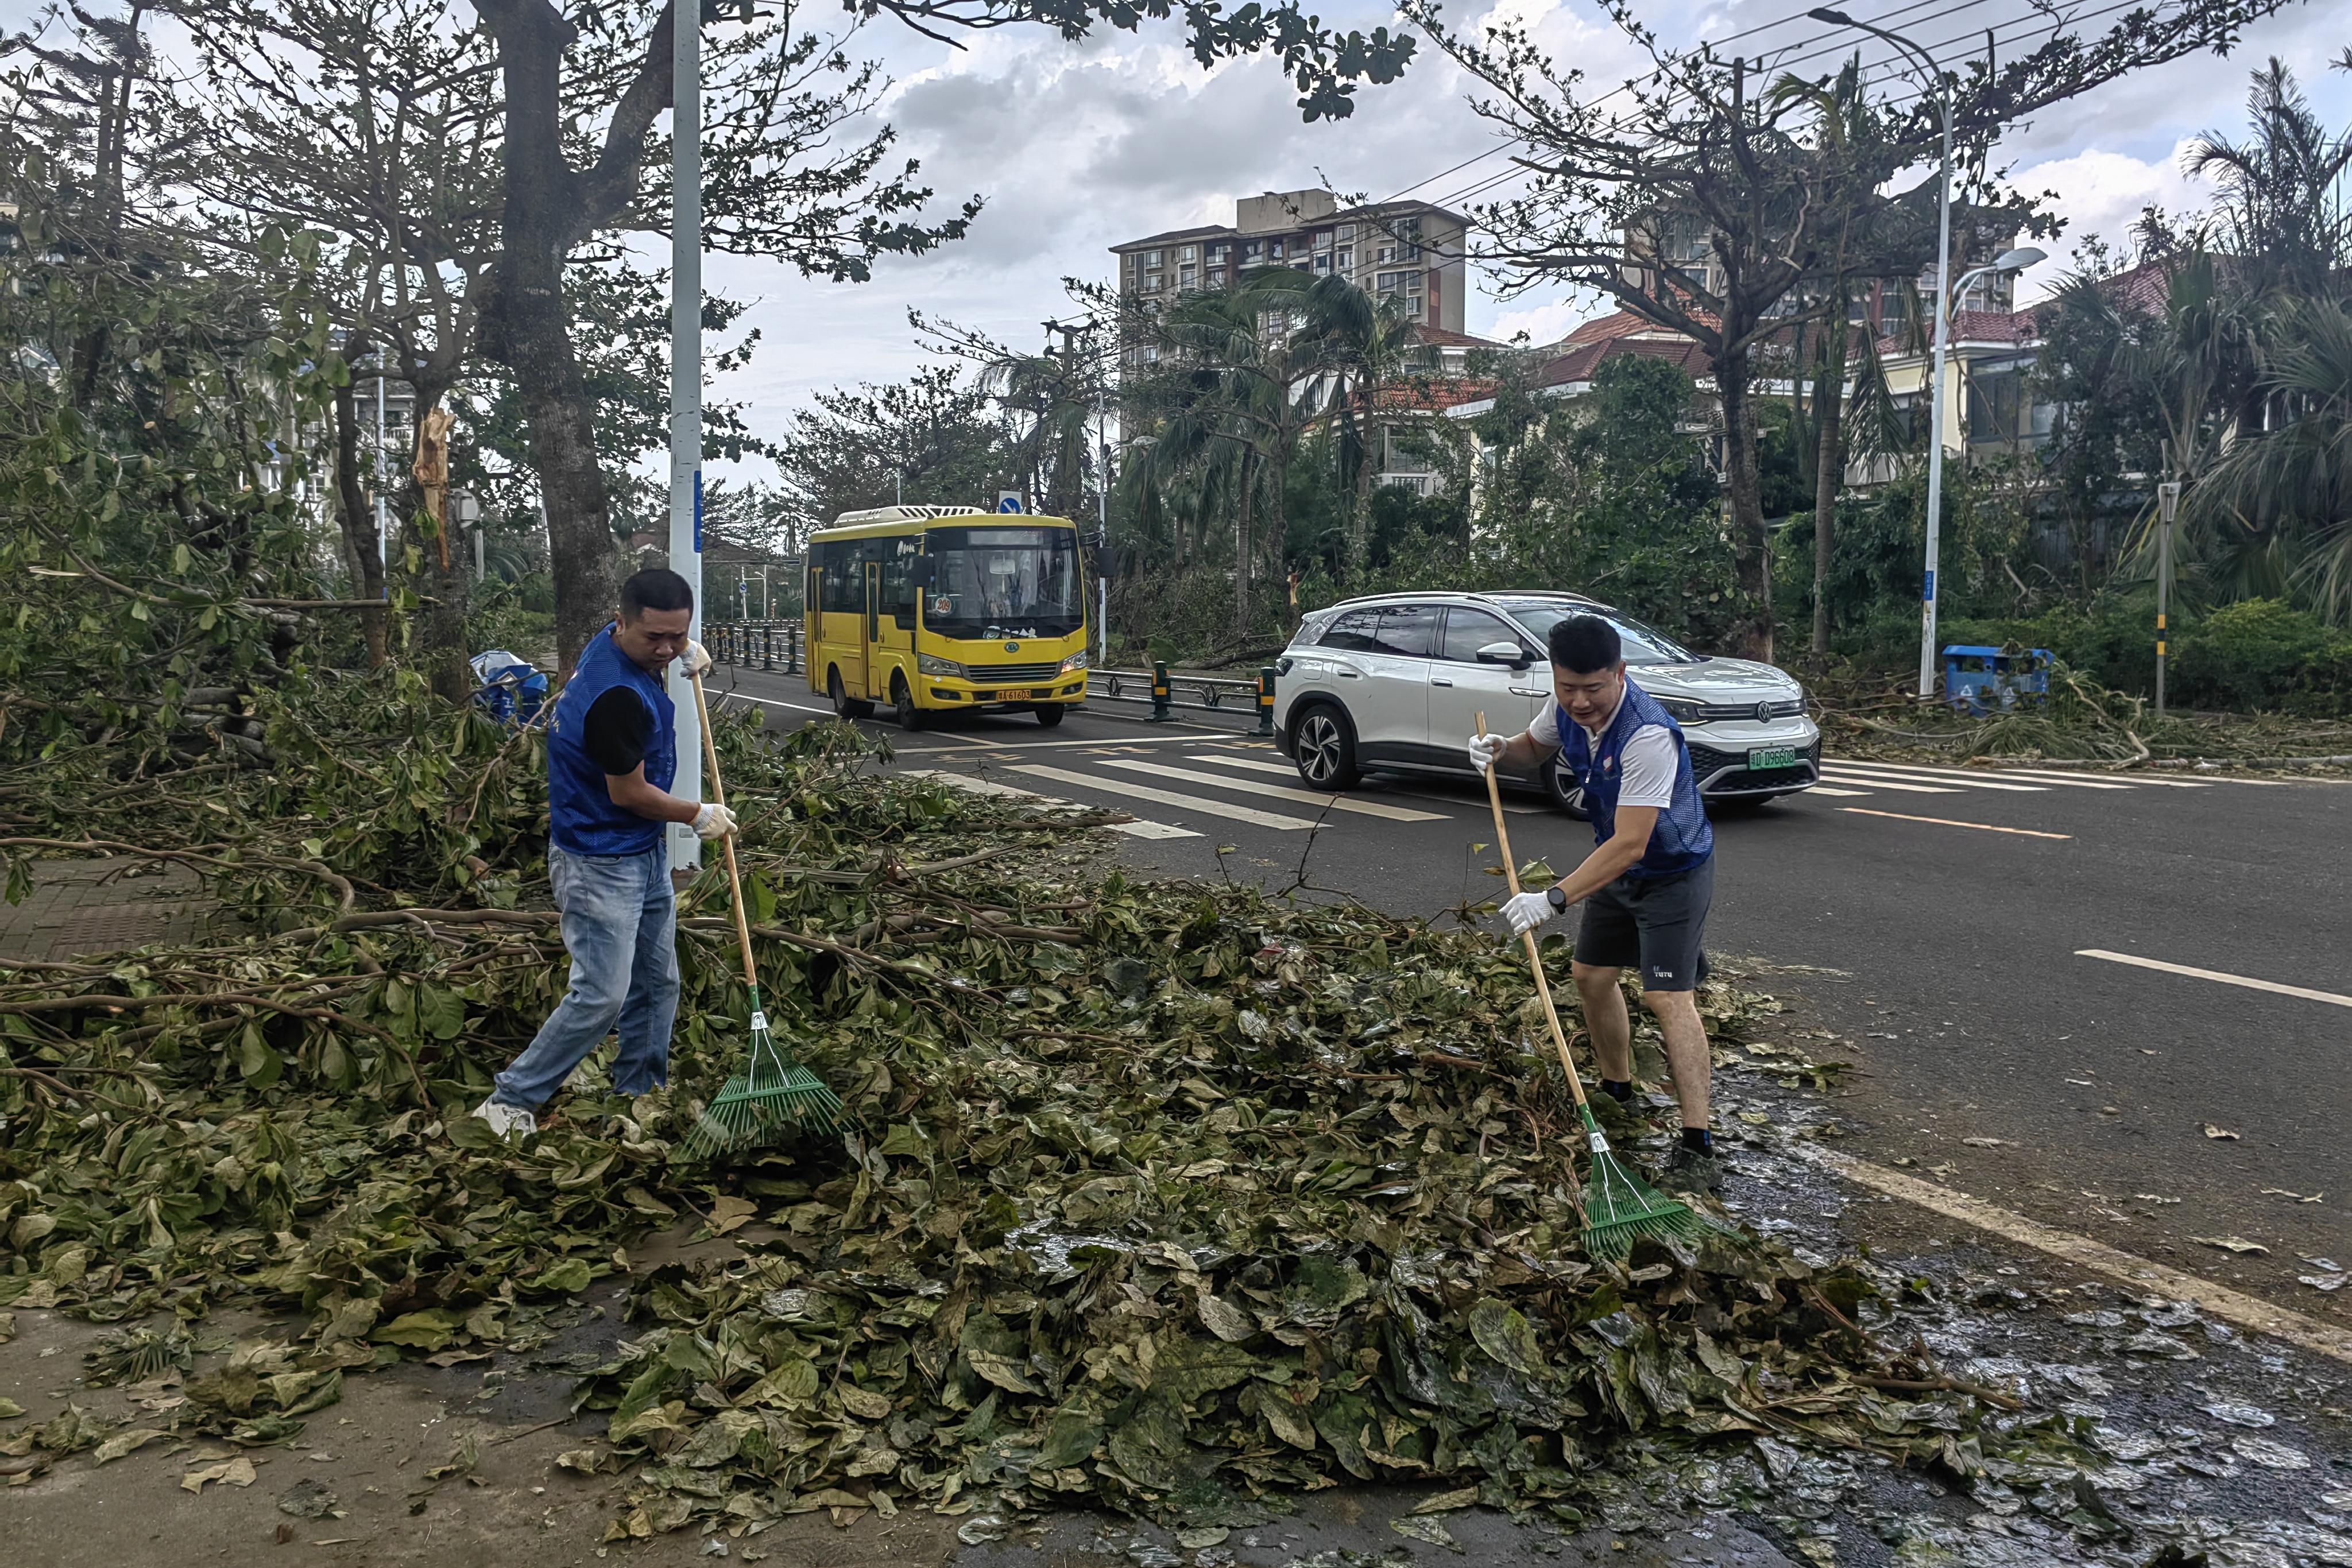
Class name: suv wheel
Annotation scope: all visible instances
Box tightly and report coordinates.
[1542,756,1590,819]
[1290,703,1360,790]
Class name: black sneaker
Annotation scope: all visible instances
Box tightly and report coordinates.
[1586,1089,1637,1133]
[1657,1141,1724,1195]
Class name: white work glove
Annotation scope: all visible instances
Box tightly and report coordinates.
[1502,890,1557,936]
[1465,732,1510,775]
[691,802,738,841]
[680,639,713,677]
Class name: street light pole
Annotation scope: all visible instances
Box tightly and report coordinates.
[1809,10,1953,698]
[666,0,703,874]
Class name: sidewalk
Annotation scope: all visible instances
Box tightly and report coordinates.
[0,857,216,962]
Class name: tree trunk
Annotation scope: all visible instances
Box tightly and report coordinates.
[1232,455,1256,640]
[400,391,472,704]
[479,0,620,680]
[330,369,389,668]
[1348,408,1378,574]
[1810,319,1848,658]
[1714,351,1774,661]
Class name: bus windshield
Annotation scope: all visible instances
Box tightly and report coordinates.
[923,526,1084,640]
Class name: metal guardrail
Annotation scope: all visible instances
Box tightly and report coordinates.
[702,631,1276,734]
[1089,663,1276,733]
[705,621,806,675]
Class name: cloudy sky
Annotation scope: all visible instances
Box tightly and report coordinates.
[10,0,2348,479]
[690,0,2348,477]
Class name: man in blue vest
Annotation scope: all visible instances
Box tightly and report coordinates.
[473,568,738,1141]
[1465,614,1723,1191]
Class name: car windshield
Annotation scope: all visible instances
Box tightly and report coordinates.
[923,526,1084,640]
[1491,599,1701,665]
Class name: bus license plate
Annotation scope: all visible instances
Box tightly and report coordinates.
[996,688,1034,702]
[1747,746,1797,771]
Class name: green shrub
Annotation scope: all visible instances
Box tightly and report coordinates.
[2173,598,2352,714]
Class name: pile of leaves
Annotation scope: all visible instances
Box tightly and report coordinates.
[1,681,2051,1534]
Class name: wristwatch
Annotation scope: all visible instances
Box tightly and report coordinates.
[1545,885,1568,911]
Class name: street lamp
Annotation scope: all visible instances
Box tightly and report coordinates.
[667,0,706,873]
[1812,9,2047,696]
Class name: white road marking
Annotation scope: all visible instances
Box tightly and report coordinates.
[899,769,1200,839]
[1100,759,1447,821]
[2076,948,2352,1009]
[1807,785,1873,797]
[1840,807,2071,840]
[1012,765,1325,831]
[891,731,1248,754]
[1789,1143,2352,1366]
[1816,771,1962,795]
[1827,762,2047,793]
[1185,752,1546,813]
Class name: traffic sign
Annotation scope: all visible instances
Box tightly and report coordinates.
[996,491,1023,513]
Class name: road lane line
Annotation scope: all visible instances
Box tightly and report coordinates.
[899,769,1200,839]
[2075,948,2352,1009]
[1816,772,1962,795]
[1840,808,2071,839]
[1788,1144,2352,1366]
[1807,786,1873,797]
[1012,765,1325,831]
[1827,763,2047,793]
[1100,758,1448,821]
[1829,758,2132,790]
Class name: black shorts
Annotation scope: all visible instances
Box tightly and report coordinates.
[1574,858,1713,993]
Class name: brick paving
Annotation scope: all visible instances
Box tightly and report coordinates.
[0,858,217,962]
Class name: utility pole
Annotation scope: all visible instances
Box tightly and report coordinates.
[373,358,388,586]
[666,0,703,874]
[2157,460,2181,719]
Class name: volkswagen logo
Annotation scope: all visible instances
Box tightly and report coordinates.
[1753,700,1773,723]
[1004,641,1020,653]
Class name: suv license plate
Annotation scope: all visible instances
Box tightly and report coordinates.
[1747,746,1797,771]
[996,688,1034,702]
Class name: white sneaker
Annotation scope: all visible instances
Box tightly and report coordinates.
[471,1096,537,1143]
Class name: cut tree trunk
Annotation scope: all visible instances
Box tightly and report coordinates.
[330,369,389,668]
[1714,354,1774,663]
[398,392,471,704]
[1811,326,1848,658]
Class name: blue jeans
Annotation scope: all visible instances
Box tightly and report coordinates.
[493,846,679,1109]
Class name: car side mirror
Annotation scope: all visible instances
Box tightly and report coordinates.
[910,557,934,589]
[1476,640,1533,671]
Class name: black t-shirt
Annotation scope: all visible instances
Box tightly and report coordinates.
[583,688,653,776]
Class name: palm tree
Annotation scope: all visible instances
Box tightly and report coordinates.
[1292,274,1421,572]
[2184,297,2352,619]
[1143,272,1337,637]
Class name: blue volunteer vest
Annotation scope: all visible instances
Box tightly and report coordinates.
[547,625,677,857]
[1558,679,1714,880]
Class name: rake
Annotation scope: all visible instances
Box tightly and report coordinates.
[676,668,842,1160]
[1474,713,1712,1259]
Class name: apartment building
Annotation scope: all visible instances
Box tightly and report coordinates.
[1111,188,1471,365]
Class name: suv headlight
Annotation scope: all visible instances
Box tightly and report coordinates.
[1058,650,1089,674]
[1652,695,1707,723]
[916,654,965,679]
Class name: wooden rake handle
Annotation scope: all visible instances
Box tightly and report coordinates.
[1476,713,1591,1110]
[689,667,761,996]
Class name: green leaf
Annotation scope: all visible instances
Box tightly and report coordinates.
[370,1310,461,1351]
[1469,1298,1544,1376]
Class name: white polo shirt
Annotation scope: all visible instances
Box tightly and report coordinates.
[1531,686,1678,809]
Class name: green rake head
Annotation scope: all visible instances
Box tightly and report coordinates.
[1573,1102,1720,1260]
[678,1002,842,1162]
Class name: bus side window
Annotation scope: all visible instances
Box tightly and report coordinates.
[883,549,916,630]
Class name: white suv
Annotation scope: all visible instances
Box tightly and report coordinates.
[1272,591,1820,814]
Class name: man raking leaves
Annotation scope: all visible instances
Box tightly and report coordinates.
[472,568,738,1141]
[1467,614,1724,1194]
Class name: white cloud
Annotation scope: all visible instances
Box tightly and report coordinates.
[2007,142,2201,299]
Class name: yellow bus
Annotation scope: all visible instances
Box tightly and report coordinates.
[803,505,1090,728]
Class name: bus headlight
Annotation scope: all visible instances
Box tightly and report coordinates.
[916,654,966,679]
[1058,651,1089,674]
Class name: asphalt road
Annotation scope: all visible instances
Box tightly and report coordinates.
[710,664,2352,1317]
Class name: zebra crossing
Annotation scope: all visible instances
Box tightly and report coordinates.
[903,749,2217,843]
[1815,759,2214,799]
